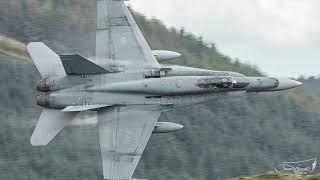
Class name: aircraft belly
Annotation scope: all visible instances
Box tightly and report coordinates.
[89,76,233,95]
[42,91,162,108]
[40,74,249,109]
[161,91,246,107]
[40,91,244,109]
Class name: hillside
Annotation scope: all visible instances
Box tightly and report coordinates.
[232,174,320,180]
[299,77,320,97]
[0,1,320,180]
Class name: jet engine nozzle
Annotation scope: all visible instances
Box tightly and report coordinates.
[153,122,184,133]
[36,94,51,108]
[36,79,50,92]
[36,77,79,92]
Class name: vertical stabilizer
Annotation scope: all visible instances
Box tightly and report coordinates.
[27,42,66,78]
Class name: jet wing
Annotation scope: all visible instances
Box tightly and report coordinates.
[98,106,162,179]
[96,0,160,71]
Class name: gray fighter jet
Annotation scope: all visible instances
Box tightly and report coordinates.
[27,0,302,179]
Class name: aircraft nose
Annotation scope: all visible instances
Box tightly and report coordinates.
[276,78,303,90]
[177,124,184,130]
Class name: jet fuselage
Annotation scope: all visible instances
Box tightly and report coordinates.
[36,65,302,109]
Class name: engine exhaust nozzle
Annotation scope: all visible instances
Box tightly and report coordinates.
[36,79,50,92]
[36,94,51,108]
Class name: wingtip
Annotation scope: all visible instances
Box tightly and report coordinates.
[27,42,42,47]
[30,135,49,146]
[26,42,44,52]
[30,140,48,147]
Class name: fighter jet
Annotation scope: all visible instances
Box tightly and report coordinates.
[27,0,302,179]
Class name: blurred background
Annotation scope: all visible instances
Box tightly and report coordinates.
[0,0,320,179]
[131,0,320,78]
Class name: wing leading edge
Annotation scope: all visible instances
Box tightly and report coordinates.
[98,106,162,179]
[96,0,160,71]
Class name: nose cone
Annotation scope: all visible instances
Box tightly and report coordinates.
[274,78,303,91]
[176,123,184,130]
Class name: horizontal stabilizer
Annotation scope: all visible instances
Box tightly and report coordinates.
[60,54,110,75]
[27,42,67,78]
[62,104,111,112]
[31,109,77,146]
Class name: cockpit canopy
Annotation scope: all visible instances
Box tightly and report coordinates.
[195,77,249,89]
